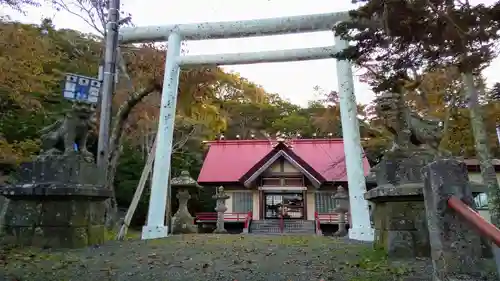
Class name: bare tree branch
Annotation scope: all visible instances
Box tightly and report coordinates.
[172,126,198,153]
[51,0,105,35]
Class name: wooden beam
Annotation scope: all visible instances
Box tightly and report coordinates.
[116,137,157,241]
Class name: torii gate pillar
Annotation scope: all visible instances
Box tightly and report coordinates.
[335,36,374,241]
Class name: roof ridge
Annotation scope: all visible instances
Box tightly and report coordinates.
[204,138,345,145]
[291,138,344,142]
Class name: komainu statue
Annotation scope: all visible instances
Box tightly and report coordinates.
[375,92,444,154]
[38,102,96,162]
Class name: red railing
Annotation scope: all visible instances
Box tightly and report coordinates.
[448,196,500,247]
[195,212,248,223]
[243,211,253,229]
[314,211,322,234]
[316,213,350,224]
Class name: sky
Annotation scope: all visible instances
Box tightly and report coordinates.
[3,0,500,107]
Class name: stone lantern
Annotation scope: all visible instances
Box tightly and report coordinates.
[333,186,349,236]
[170,170,201,234]
[212,186,230,233]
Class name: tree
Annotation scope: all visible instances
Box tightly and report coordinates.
[0,19,232,224]
[50,0,132,35]
[0,21,63,109]
[1,0,40,13]
[309,87,343,137]
[488,82,500,102]
[0,21,68,167]
[43,0,224,225]
[336,0,500,237]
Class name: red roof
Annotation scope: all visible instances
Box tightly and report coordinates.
[197,139,371,184]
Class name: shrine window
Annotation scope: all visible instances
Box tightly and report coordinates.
[232,192,253,212]
[315,192,337,213]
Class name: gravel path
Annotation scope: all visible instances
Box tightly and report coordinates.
[1,234,496,281]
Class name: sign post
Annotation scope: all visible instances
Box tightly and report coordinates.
[62,73,101,153]
[63,73,101,104]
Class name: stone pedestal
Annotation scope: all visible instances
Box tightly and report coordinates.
[0,192,8,235]
[213,186,229,234]
[171,189,197,234]
[365,150,434,258]
[333,186,349,237]
[422,159,483,280]
[0,156,111,248]
[366,150,491,259]
[367,189,429,257]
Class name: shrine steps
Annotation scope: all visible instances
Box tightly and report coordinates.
[249,220,316,235]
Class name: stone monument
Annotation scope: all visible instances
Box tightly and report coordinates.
[0,102,111,248]
[38,102,97,161]
[212,186,229,234]
[170,170,200,234]
[422,159,484,280]
[364,92,443,257]
[333,186,349,237]
[365,92,490,258]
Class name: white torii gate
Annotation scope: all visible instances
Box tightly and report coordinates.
[118,11,374,242]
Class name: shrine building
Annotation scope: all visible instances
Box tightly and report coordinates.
[195,137,371,234]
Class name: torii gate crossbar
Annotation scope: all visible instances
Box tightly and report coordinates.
[118,11,374,242]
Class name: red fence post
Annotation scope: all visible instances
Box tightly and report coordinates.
[314,212,322,235]
[422,159,483,280]
[279,215,284,233]
[243,211,252,234]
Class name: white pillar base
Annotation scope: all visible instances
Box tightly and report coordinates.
[141,225,169,240]
[348,227,374,242]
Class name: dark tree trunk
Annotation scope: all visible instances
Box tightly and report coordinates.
[104,82,162,229]
[463,73,500,226]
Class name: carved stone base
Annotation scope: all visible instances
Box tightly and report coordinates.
[2,200,107,248]
[171,214,197,234]
[171,189,198,234]
[367,190,430,257]
[212,186,229,235]
[366,152,491,258]
[0,156,111,248]
[375,229,430,258]
[365,151,433,258]
[422,159,483,279]
[213,228,228,234]
[334,223,348,237]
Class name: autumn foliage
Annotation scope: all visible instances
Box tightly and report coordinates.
[2,9,500,221]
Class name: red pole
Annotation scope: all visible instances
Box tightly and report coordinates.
[244,211,252,229]
[279,214,284,233]
[447,196,500,247]
[314,212,319,230]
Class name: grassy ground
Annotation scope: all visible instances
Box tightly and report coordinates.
[0,234,496,281]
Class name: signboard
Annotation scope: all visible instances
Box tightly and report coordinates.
[63,73,101,104]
